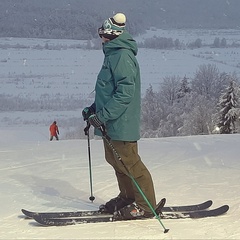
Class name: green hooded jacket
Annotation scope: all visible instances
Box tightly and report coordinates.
[94,31,141,141]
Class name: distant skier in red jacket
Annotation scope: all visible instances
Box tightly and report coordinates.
[49,121,59,141]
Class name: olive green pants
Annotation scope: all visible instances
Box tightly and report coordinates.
[103,139,156,213]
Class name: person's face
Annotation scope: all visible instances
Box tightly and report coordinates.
[101,36,110,43]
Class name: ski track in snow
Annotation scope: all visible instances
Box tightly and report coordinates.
[1,128,240,239]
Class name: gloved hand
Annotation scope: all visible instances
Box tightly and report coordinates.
[82,105,95,121]
[88,114,103,128]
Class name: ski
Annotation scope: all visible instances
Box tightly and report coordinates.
[162,199,212,212]
[31,205,229,226]
[161,204,229,219]
[22,200,212,219]
[21,198,165,219]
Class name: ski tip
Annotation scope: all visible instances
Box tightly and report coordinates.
[21,209,37,218]
[222,204,230,211]
[21,209,31,216]
[32,215,49,226]
[215,204,229,211]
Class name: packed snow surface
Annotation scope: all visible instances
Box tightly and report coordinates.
[1,127,240,239]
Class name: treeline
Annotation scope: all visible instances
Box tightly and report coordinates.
[141,64,240,137]
[139,37,240,50]
[0,0,240,40]
[64,64,240,139]
[1,36,239,52]
[2,64,240,139]
[0,94,90,111]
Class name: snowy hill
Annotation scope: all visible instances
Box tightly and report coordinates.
[1,127,240,239]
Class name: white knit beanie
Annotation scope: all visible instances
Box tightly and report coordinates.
[98,13,127,40]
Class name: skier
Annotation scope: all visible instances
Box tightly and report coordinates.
[82,13,157,220]
[49,121,59,141]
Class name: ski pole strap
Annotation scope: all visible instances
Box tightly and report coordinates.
[99,125,111,141]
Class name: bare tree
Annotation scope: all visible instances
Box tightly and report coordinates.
[179,94,214,135]
[141,85,162,132]
[159,76,181,106]
[191,64,228,101]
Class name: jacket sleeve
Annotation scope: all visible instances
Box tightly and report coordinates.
[97,51,137,122]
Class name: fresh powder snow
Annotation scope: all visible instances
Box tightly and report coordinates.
[0,127,240,239]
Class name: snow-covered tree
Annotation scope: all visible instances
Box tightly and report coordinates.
[141,85,163,133]
[159,76,181,106]
[191,64,229,101]
[178,93,214,136]
[192,64,217,98]
[141,68,239,138]
[217,81,238,134]
[177,76,191,99]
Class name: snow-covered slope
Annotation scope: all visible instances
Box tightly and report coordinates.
[1,128,240,239]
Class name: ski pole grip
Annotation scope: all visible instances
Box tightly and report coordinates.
[84,122,91,136]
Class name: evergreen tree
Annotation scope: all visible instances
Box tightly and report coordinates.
[220,38,227,47]
[213,37,220,48]
[177,76,191,99]
[217,81,238,134]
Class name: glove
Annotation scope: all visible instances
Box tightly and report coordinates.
[82,105,95,121]
[88,114,103,128]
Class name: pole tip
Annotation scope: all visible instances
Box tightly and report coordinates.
[164,229,170,233]
[89,196,95,202]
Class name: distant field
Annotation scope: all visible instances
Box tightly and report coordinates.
[1,29,240,99]
[1,29,240,130]
[1,45,240,98]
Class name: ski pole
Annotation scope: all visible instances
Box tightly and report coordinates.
[99,125,169,233]
[84,122,95,202]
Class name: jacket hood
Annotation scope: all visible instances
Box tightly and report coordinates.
[103,31,138,56]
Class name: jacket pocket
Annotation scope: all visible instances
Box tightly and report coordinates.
[97,67,115,96]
